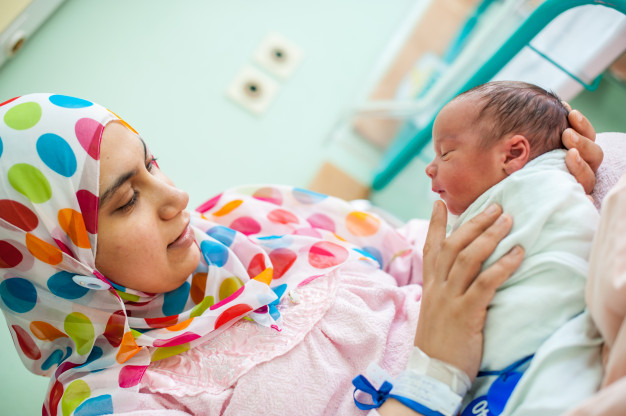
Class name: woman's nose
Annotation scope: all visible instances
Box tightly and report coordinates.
[158,182,189,220]
[425,161,436,178]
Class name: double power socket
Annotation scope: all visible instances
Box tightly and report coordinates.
[226,32,304,115]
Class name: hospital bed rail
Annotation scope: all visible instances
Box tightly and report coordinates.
[372,0,626,190]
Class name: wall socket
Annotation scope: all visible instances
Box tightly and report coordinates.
[254,32,304,80]
[226,65,280,115]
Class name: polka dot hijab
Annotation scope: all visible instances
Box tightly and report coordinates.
[0,94,415,415]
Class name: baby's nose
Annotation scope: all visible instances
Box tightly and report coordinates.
[425,161,436,178]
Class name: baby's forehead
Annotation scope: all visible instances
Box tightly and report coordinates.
[439,94,484,124]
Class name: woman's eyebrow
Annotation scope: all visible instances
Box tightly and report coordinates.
[99,169,137,207]
[98,136,147,207]
[139,136,148,160]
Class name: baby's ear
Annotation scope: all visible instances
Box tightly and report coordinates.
[503,134,530,175]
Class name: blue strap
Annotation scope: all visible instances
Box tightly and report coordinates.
[352,375,446,416]
[477,354,534,379]
[352,375,393,410]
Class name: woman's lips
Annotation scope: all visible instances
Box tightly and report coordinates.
[168,224,194,249]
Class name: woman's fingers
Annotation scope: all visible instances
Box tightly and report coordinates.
[565,148,596,195]
[446,213,513,295]
[422,200,448,285]
[567,109,597,144]
[562,109,603,194]
[563,109,602,172]
[465,245,525,310]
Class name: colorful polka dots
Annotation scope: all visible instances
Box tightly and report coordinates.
[195,193,222,213]
[308,241,349,269]
[307,213,336,232]
[292,187,327,204]
[219,276,243,301]
[74,394,113,416]
[0,277,37,312]
[76,190,98,235]
[212,199,242,217]
[206,225,236,247]
[103,311,126,347]
[26,233,63,265]
[162,282,190,316]
[269,248,297,279]
[12,324,41,360]
[118,365,147,388]
[49,95,93,109]
[151,343,190,362]
[61,379,91,416]
[253,187,283,205]
[346,211,381,236]
[0,240,23,268]
[75,118,104,160]
[8,163,52,203]
[41,349,65,371]
[30,321,68,341]
[230,216,261,235]
[57,208,90,248]
[47,271,89,299]
[200,240,229,267]
[268,209,299,225]
[0,199,38,230]
[37,134,77,177]
[64,312,95,356]
[4,101,42,130]
[215,304,253,329]
[116,331,142,364]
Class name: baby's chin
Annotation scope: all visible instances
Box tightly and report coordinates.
[443,200,467,216]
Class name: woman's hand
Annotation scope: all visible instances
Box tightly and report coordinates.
[562,108,603,194]
[414,201,525,381]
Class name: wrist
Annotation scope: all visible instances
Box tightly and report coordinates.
[406,346,471,397]
[352,349,471,416]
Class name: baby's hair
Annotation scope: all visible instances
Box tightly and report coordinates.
[455,81,570,160]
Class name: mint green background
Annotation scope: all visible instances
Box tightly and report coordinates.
[1,1,626,414]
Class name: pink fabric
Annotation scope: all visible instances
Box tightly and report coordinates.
[591,132,626,209]
[586,170,626,387]
[138,259,422,415]
[564,135,626,416]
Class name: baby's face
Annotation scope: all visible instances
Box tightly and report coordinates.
[95,122,201,293]
[425,98,507,215]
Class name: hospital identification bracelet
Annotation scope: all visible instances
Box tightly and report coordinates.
[352,347,471,416]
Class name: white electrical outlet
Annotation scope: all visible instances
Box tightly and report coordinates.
[254,32,304,80]
[226,65,280,115]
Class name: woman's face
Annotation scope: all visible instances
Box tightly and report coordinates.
[95,122,201,293]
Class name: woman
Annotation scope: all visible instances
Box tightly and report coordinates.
[0,93,602,415]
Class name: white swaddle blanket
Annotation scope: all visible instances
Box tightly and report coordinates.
[451,149,600,412]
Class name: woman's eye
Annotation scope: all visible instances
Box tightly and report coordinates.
[118,191,139,212]
[146,157,159,172]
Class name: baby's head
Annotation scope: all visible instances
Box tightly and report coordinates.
[425,80,570,215]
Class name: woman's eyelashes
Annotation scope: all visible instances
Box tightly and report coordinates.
[147,156,158,172]
[118,190,139,213]
[117,157,159,213]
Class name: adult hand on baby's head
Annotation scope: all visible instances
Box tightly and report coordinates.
[414,201,524,381]
[562,107,603,194]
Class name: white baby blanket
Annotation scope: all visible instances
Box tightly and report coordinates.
[452,149,601,413]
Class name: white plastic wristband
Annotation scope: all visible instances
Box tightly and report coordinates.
[392,371,463,416]
[406,346,471,397]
